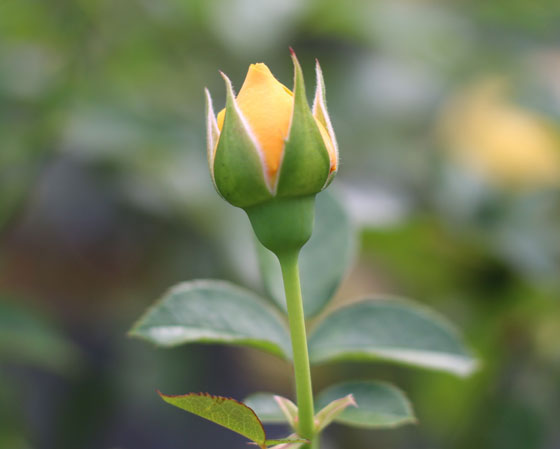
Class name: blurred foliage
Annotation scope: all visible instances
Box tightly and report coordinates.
[1,0,559,448]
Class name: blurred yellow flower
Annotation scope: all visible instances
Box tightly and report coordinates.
[438,77,560,189]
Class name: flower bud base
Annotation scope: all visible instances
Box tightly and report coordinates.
[245,195,316,258]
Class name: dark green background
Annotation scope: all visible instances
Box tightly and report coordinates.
[1,0,559,448]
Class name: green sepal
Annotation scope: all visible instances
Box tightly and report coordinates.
[205,88,219,190]
[245,195,316,257]
[312,60,338,187]
[276,51,330,198]
[213,73,273,208]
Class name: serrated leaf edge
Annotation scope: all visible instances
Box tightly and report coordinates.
[159,391,267,445]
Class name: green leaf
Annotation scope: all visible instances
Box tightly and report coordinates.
[308,298,477,376]
[244,393,291,424]
[257,191,355,317]
[159,392,266,445]
[316,381,416,428]
[314,394,357,432]
[129,280,291,359]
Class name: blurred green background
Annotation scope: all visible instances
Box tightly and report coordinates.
[1,0,560,448]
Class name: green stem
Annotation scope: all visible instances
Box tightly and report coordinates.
[278,250,315,448]
[310,433,320,449]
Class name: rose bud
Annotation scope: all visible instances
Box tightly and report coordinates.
[205,50,338,256]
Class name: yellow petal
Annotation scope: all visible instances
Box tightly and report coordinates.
[217,63,293,181]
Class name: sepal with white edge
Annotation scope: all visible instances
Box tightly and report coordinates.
[205,88,220,189]
[312,60,339,187]
[275,50,331,198]
[211,73,274,208]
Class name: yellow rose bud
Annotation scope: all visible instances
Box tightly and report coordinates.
[205,51,338,208]
[215,63,337,184]
[205,50,339,255]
